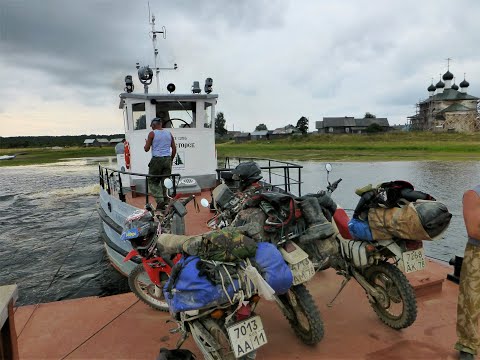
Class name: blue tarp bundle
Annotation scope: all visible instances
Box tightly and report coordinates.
[348,218,373,241]
[164,242,293,313]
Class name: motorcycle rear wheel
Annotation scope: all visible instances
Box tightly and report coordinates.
[128,264,169,311]
[278,284,324,345]
[364,262,417,329]
[203,318,256,360]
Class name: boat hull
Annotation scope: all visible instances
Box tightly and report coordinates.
[97,188,141,275]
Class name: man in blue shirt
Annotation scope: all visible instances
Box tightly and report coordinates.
[144,118,177,210]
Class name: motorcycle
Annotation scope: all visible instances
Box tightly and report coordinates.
[121,178,196,311]
[318,163,451,329]
[169,272,266,360]
[158,228,293,359]
[205,163,325,345]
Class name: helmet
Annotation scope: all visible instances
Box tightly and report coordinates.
[121,209,155,243]
[231,161,262,186]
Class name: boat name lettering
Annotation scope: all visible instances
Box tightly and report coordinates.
[177,142,195,148]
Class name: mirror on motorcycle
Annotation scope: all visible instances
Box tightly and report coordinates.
[325,163,332,186]
[200,198,210,208]
[163,178,174,189]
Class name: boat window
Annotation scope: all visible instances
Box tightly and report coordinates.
[133,102,146,130]
[155,101,196,128]
[204,102,212,128]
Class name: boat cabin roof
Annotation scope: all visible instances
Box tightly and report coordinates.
[119,93,218,109]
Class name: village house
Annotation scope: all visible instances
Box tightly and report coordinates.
[315,117,390,134]
[270,125,302,139]
[233,132,251,143]
[109,138,125,146]
[83,138,112,147]
[251,130,271,140]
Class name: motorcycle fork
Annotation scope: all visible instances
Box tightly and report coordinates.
[273,294,295,320]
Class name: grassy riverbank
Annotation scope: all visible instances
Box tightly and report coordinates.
[0,147,115,166]
[217,132,480,161]
[1,132,480,166]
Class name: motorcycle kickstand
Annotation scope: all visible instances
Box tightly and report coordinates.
[327,277,350,308]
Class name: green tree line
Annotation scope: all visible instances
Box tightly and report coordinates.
[0,134,125,149]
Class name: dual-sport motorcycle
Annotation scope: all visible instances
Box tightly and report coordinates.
[121,178,195,311]
[121,179,289,359]
[206,162,324,345]
[316,163,452,329]
[155,225,294,359]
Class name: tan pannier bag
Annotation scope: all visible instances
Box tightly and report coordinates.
[368,202,431,241]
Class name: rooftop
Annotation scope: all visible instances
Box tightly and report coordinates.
[421,88,479,103]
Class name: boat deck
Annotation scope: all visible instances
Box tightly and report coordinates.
[14,190,462,359]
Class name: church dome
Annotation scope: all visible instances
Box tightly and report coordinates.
[460,79,470,88]
[436,80,445,88]
[442,70,454,81]
[428,84,436,92]
[451,83,459,90]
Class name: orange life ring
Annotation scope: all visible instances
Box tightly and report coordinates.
[124,141,131,169]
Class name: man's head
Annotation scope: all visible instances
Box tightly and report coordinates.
[150,118,163,129]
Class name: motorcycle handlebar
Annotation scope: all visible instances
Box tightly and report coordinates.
[328,178,342,192]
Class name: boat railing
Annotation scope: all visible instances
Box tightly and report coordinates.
[217,157,303,196]
[98,164,181,206]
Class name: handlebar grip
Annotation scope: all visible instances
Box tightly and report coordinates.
[333,178,343,187]
[328,178,342,192]
[181,194,195,206]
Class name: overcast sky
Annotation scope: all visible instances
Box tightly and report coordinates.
[1,0,479,136]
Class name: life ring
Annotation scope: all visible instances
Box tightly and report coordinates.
[124,141,131,169]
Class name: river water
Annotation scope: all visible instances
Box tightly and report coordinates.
[0,158,476,306]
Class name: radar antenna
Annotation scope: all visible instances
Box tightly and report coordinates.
[146,3,177,92]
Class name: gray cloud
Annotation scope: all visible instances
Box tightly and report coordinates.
[1,0,480,135]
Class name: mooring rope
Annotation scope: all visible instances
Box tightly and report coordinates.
[17,208,96,338]
[59,299,140,360]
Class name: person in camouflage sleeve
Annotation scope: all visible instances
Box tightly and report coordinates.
[455,185,480,360]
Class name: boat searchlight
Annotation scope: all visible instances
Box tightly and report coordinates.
[204,78,213,94]
[124,75,134,93]
[192,81,201,94]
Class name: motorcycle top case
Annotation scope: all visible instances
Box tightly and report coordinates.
[164,242,293,313]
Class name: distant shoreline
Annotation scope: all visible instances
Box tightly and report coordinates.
[1,132,480,166]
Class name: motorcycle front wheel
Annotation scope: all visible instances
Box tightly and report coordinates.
[128,264,169,311]
[278,284,324,345]
[364,262,417,329]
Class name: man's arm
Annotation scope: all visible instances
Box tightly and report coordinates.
[463,189,480,239]
[144,131,154,152]
[170,135,177,160]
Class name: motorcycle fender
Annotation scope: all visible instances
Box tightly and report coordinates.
[376,240,405,271]
[123,250,139,262]
[279,242,309,265]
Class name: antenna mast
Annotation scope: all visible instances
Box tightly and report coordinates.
[147,4,177,93]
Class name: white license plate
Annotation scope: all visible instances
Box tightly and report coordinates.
[290,258,315,285]
[227,315,267,358]
[402,248,426,273]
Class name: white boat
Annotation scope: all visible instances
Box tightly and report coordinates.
[0,155,15,160]
[97,15,302,276]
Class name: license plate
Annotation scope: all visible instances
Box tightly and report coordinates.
[227,315,267,358]
[402,248,426,273]
[290,258,315,285]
